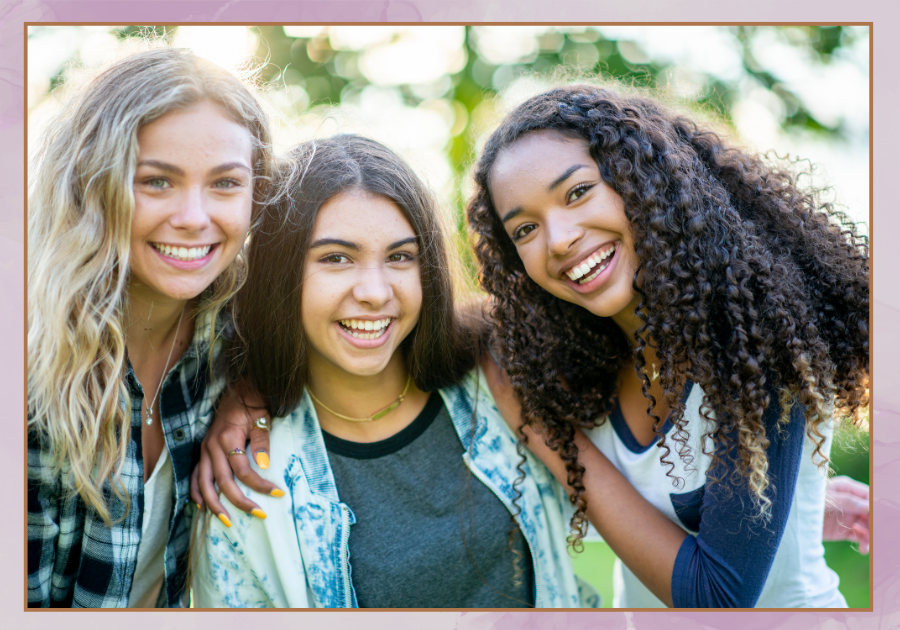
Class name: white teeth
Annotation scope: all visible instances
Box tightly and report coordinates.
[153,244,212,261]
[565,244,616,282]
[580,263,608,284]
[338,318,392,339]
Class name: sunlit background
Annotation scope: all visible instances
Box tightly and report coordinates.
[27,24,871,608]
[28,25,869,226]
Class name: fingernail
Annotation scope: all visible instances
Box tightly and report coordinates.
[256,452,270,469]
[218,513,232,528]
[251,508,267,519]
[270,488,285,498]
[195,502,202,511]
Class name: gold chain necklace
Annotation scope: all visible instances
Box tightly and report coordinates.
[308,375,412,423]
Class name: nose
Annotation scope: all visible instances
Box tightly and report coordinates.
[546,218,584,257]
[351,264,393,309]
[169,185,211,232]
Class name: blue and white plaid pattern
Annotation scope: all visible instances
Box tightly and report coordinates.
[28,313,228,608]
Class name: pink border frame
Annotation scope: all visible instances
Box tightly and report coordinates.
[6,3,894,629]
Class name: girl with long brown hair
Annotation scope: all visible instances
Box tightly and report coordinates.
[190,135,592,608]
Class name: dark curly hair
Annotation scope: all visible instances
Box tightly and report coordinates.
[467,85,869,547]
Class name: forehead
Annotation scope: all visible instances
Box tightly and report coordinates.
[137,101,253,159]
[312,190,417,244]
[490,130,593,190]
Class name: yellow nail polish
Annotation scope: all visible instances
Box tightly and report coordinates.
[251,508,267,519]
[195,502,202,511]
[270,488,285,498]
[217,513,232,528]
[256,452,270,469]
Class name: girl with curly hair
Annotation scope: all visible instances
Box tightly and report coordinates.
[466,85,869,608]
[27,47,273,607]
[190,135,593,608]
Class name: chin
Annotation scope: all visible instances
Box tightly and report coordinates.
[337,357,393,377]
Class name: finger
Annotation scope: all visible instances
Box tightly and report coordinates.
[216,420,284,499]
[213,446,266,518]
[851,523,870,553]
[190,464,204,512]
[248,415,273,470]
[197,444,230,526]
[848,497,870,517]
[830,475,870,499]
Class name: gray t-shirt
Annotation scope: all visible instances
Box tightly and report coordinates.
[323,393,534,608]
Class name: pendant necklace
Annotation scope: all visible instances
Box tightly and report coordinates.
[144,306,185,426]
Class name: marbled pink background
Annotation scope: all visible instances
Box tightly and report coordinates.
[5,2,893,628]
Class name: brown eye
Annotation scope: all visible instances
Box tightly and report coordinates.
[566,184,592,203]
[512,224,536,241]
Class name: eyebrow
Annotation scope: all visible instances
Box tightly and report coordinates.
[388,236,419,251]
[548,164,589,192]
[309,238,359,250]
[309,236,419,252]
[136,160,251,177]
[501,207,523,224]
[500,164,590,224]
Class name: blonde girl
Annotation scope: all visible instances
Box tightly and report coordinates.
[27,47,272,608]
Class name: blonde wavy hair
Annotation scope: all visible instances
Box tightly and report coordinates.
[27,47,273,524]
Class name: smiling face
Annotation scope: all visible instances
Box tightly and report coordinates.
[489,130,641,326]
[129,100,254,306]
[300,190,423,380]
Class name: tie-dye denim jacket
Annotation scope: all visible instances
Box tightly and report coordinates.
[192,368,600,608]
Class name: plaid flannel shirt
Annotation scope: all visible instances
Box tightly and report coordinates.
[28,312,228,608]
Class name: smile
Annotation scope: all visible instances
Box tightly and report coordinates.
[564,243,617,284]
[338,318,392,340]
[152,243,213,261]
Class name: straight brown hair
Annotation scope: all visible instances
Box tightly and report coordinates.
[229,134,486,415]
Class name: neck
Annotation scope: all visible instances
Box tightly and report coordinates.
[611,293,662,376]
[124,287,192,370]
[307,353,427,442]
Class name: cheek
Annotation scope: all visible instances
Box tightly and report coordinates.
[402,268,424,321]
[130,199,157,242]
[221,198,254,241]
[515,243,549,283]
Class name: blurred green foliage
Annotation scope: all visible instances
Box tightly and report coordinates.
[241,25,862,203]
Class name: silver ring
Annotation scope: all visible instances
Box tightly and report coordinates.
[227,447,246,457]
[254,417,270,432]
